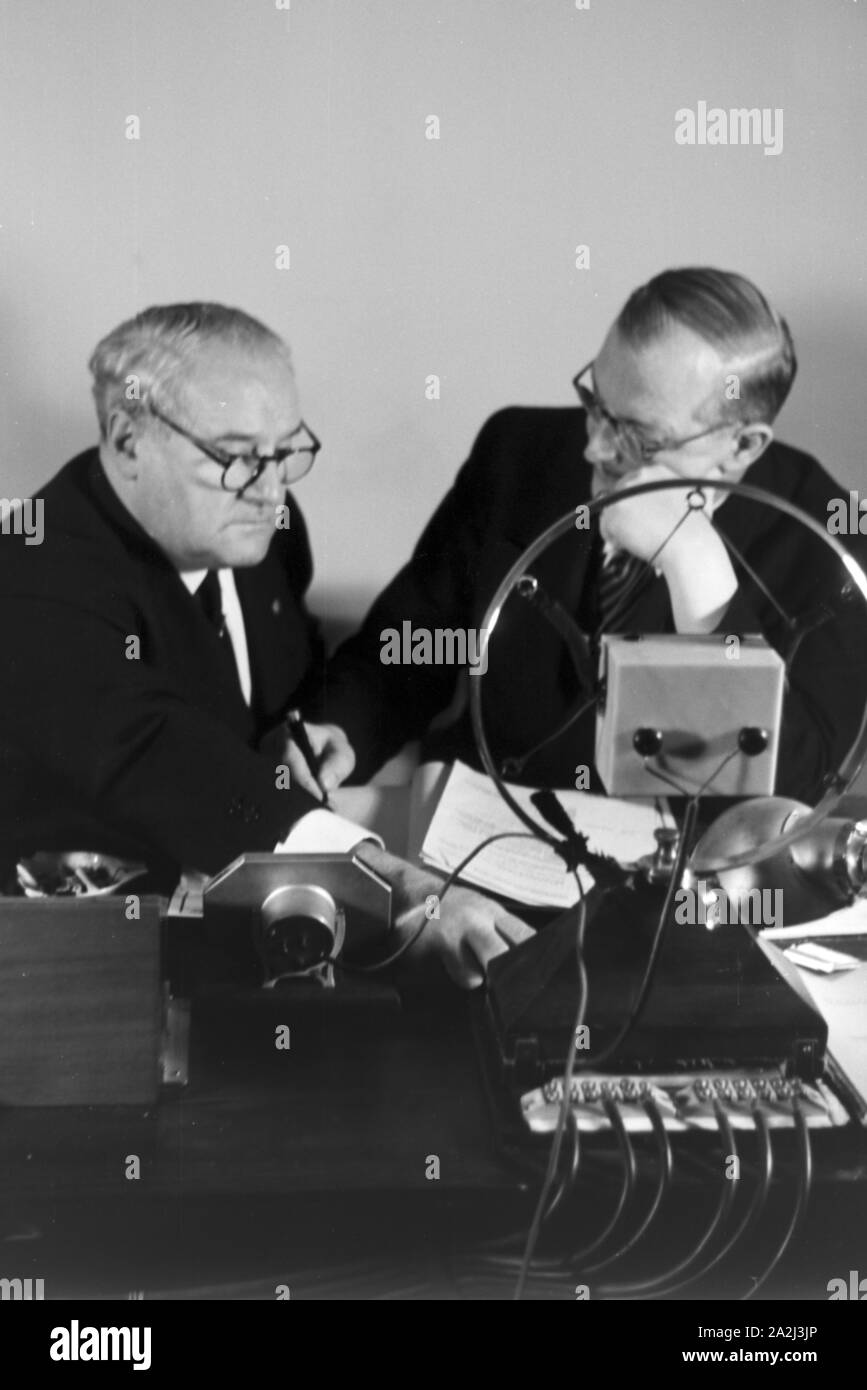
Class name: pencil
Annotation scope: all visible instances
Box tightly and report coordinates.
[284,708,333,809]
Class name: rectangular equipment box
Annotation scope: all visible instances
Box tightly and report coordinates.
[481,885,828,1091]
[0,895,163,1105]
[595,633,784,797]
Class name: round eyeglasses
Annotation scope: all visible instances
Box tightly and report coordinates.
[148,401,321,493]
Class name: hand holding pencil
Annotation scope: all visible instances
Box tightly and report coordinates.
[282,711,356,806]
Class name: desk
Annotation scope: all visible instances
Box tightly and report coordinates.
[0,988,532,1298]
[2,994,866,1301]
[2,788,867,1300]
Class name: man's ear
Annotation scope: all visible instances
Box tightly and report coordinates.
[103,408,142,480]
[724,422,773,475]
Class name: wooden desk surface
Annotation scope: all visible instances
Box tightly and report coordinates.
[0,988,515,1202]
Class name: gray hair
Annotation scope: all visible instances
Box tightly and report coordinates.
[88,302,293,436]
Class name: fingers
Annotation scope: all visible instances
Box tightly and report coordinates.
[465,915,527,968]
[492,910,535,947]
[283,723,357,795]
[438,905,535,991]
[440,946,485,991]
[318,733,356,791]
[392,875,536,991]
[283,744,322,799]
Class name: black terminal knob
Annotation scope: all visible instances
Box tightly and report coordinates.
[738,726,769,757]
[633,727,664,758]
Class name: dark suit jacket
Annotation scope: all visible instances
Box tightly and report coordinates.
[317,407,867,802]
[0,449,327,887]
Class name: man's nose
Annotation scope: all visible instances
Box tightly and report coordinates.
[247,457,286,504]
[584,413,621,467]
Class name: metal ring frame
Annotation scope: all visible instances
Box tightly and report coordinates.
[469,476,867,875]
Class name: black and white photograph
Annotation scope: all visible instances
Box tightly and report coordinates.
[1,0,866,1351]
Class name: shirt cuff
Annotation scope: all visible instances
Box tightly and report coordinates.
[275,809,384,855]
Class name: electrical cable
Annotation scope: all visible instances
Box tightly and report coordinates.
[667,1106,774,1297]
[335,829,540,974]
[740,1099,812,1301]
[641,760,693,798]
[598,1099,739,1298]
[560,1096,637,1270]
[573,797,699,1073]
[643,732,760,806]
[472,785,699,1295]
[513,874,588,1300]
[472,1109,581,1256]
[579,1096,673,1274]
[537,1107,583,1227]
[633,1106,774,1299]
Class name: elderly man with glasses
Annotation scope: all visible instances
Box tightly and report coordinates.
[0,302,532,988]
[317,267,867,802]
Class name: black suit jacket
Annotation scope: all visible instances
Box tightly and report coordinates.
[0,449,327,886]
[318,407,867,802]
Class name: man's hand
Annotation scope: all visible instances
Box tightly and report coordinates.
[599,462,712,562]
[398,882,535,989]
[355,843,534,989]
[283,720,356,797]
[600,463,737,632]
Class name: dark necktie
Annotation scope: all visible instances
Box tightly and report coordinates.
[597,548,650,630]
[197,570,226,635]
[196,571,244,700]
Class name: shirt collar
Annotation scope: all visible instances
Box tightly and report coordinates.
[180,569,209,594]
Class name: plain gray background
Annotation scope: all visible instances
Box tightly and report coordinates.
[1,0,864,630]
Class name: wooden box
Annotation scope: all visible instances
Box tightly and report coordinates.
[0,895,163,1105]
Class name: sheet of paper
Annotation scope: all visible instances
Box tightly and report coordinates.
[784,944,859,974]
[419,759,671,908]
[762,896,867,941]
[407,761,452,863]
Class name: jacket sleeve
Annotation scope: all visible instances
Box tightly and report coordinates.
[311,410,519,781]
[5,592,323,874]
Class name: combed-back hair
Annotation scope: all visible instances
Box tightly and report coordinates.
[616,267,797,424]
